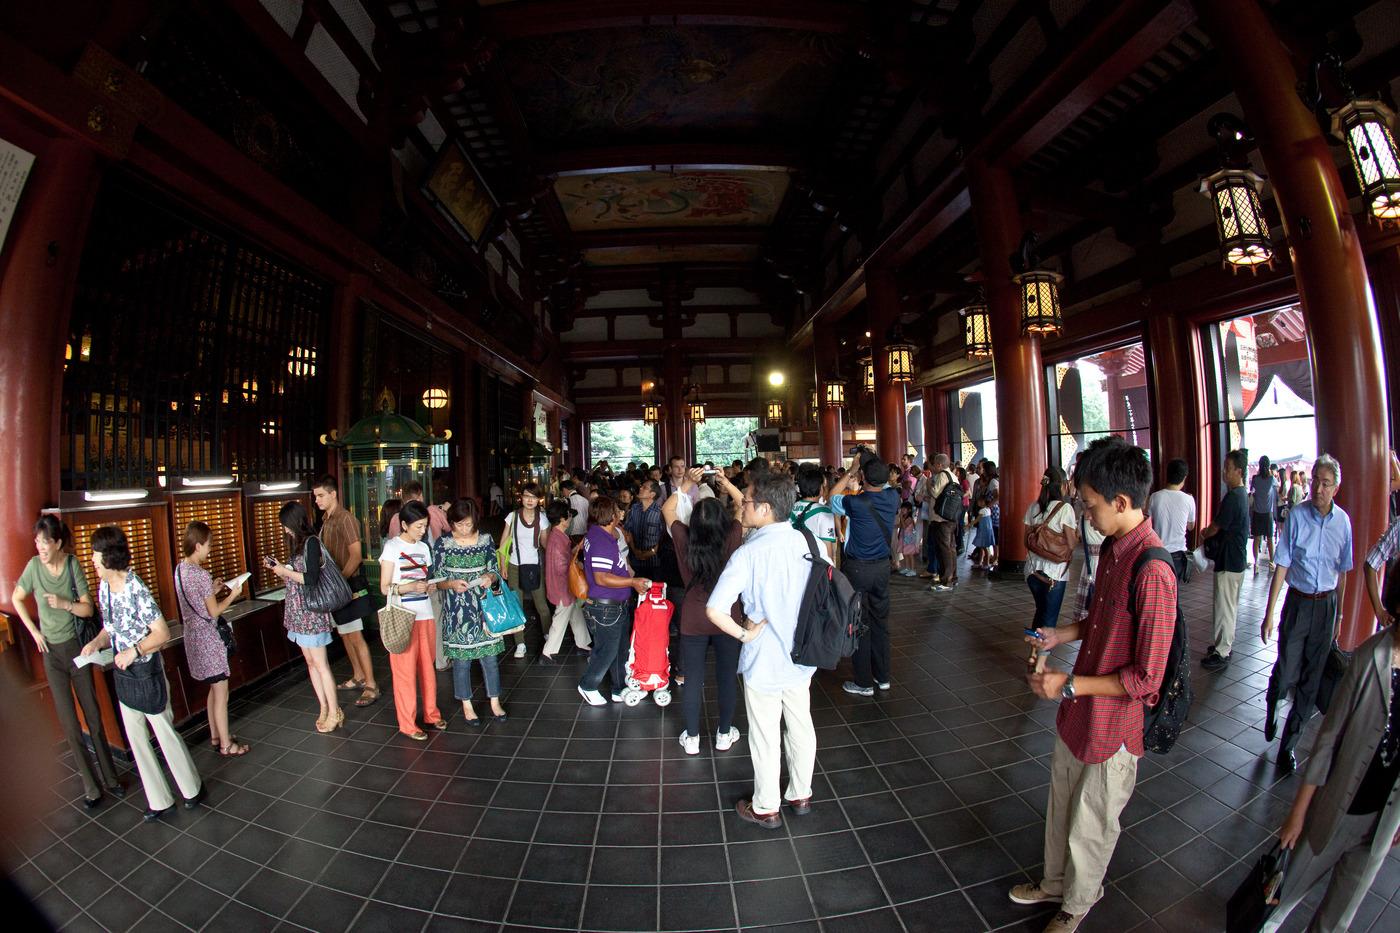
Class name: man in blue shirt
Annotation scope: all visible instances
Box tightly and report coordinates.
[707,471,817,829]
[828,448,900,697]
[1261,453,1354,773]
[623,480,664,577]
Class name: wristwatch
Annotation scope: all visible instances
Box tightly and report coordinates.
[1061,675,1076,700]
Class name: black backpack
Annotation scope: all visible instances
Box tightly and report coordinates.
[932,471,962,522]
[1127,545,1194,754]
[790,528,864,670]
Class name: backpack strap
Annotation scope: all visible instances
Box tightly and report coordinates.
[1126,546,1174,621]
[798,526,825,566]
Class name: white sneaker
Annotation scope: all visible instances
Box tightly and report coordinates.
[514,643,527,659]
[678,731,700,755]
[715,727,740,751]
[578,686,607,706]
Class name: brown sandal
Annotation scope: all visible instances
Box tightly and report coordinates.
[355,687,381,707]
[220,742,249,756]
[337,678,366,691]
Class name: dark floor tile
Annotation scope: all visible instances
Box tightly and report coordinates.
[436,873,515,922]
[580,884,658,932]
[504,880,586,928]
[734,876,814,927]
[659,882,735,931]
[875,852,957,904]
[320,851,392,898]
[348,899,429,933]
[238,867,306,918]
[807,866,889,916]
[896,891,986,933]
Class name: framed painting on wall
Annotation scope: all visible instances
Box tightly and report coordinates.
[423,140,497,248]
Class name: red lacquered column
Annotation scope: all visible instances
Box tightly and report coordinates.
[966,158,1048,570]
[923,387,949,463]
[868,270,909,464]
[815,322,844,468]
[0,138,102,617]
[1195,0,1391,648]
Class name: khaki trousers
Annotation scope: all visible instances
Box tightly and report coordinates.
[743,676,816,814]
[120,688,201,811]
[543,601,591,656]
[1040,736,1138,916]
[1212,569,1245,656]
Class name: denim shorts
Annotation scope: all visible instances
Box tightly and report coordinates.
[287,629,333,649]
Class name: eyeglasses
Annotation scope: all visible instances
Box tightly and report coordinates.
[741,498,765,510]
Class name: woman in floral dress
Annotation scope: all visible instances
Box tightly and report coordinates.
[433,497,507,724]
[175,520,247,755]
[269,501,341,733]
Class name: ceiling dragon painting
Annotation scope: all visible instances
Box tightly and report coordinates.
[499,26,847,149]
[555,170,790,231]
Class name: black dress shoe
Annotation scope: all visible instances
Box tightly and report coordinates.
[82,794,103,810]
[142,804,176,822]
[182,786,207,810]
[106,783,125,799]
[1277,750,1297,774]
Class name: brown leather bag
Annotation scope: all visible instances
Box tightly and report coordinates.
[1024,500,1073,564]
[567,539,589,600]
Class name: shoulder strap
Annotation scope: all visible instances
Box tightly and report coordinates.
[799,526,823,564]
[66,555,81,601]
[860,494,892,539]
[1127,546,1174,622]
[1081,514,1092,566]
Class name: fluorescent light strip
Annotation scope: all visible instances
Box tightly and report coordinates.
[181,476,235,487]
[259,481,301,492]
[84,489,151,502]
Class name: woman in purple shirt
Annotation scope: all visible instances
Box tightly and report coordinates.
[577,496,652,706]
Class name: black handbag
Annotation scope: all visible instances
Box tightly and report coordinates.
[175,564,236,655]
[511,514,543,592]
[304,537,354,613]
[113,658,169,715]
[1314,641,1352,715]
[1226,842,1291,933]
[68,556,100,646]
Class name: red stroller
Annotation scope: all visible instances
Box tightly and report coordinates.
[621,583,673,707]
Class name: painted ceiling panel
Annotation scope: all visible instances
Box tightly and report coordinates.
[555,170,790,231]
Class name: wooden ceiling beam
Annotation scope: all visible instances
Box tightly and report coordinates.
[570,304,768,319]
[539,144,803,176]
[584,264,760,290]
[978,0,1198,168]
[570,228,770,251]
[563,338,756,364]
[478,1,867,39]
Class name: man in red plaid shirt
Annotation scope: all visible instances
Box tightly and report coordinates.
[1008,436,1178,933]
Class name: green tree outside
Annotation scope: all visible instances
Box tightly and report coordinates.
[694,417,759,465]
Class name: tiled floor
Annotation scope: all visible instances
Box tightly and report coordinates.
[6,550,1400,933]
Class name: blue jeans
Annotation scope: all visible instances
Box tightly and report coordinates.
[1027,573,1067,631]
[452,654,501,700]
[579,602,627,692]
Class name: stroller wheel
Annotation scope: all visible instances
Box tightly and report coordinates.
[626,676,641,689]
[623,689,644,707]
[654,689,672,707]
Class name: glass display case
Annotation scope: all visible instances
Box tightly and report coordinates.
[501,427,555,510]
[328,389,437,597]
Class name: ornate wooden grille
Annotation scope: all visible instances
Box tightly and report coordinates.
[68,515,163,609]
[172,494,246,588]
[62,180,330,490]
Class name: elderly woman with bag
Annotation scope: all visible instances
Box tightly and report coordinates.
[541,498,591,663]
[268,501,343,733]
[433,497,507,725]
[1023,465,1078,673]
[175,521,246,756]
[81,526,204,821]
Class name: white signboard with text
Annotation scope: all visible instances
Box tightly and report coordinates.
[0,138,36,259]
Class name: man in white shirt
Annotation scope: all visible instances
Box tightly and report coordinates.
[708,471,819,830]
[1146,459,1197,581]
[562,481,589,536]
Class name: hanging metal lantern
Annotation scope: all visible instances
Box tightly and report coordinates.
[885,340,916,384]
[1200,167,1273,271]
[688,401,706,424]
[765,399,785,427]
[822,375,847,408]
[962,301,992,360]
[422,387,448,409]
[642,402,661,425]
[860,353,874,393]
[1014,269,1064,336]
[1332,98,1400,224]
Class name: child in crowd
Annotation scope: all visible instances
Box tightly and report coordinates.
[893,501,920,577]
[969,502,995,569]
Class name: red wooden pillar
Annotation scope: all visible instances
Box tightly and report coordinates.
[662,343,686,465]
[0,138,102,620]
[455,359,481,499]
[966,158,1047,570]
[1194,0,1390,649]
[868,270,908,464]
[922,387,949,464]
[565,414,585,471]
[814,322,844,468]
[1145,313,1208,511]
